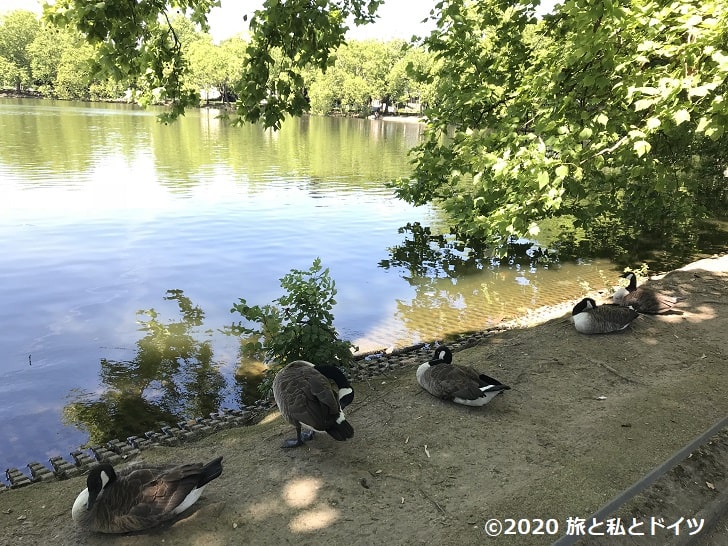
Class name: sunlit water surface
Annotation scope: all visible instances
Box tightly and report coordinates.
[0,100,629,475]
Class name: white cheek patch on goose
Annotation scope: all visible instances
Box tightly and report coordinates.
[335,410,347,424]
[338,387,354,409]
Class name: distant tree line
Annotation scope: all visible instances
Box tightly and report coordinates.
[0,9,434,117]
[4,0,727,259]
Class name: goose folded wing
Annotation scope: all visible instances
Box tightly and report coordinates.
[92,470,185,532]
[429,365,481,400]
[127,466,202,519]
[450,383,488,400]
[289,375,340,425]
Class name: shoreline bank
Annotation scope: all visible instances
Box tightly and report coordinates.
[1,253,726,545]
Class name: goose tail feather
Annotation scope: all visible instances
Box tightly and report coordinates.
[198,456,224,487]
[481,383,511,393]
[478,373,509,388]
[325,419,354,441]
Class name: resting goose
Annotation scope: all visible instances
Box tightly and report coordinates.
[272,360,354,448]
[613,272,679,314]
[572,297,639,334]
[72,456,223,533]
[416,346,510,407]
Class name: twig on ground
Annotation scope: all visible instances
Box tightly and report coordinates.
[348,389,396,414]
[382,474,447,514]
[587,358,642,384]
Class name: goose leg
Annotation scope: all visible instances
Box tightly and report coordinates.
[281,424,315,448]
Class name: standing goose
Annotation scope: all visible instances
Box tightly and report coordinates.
[572,297,639,334]
[613,272,679,314]
[72,456,223,534]
[416,346,510,407]
[272,360,354,448]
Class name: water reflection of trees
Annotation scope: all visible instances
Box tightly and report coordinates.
[63,290,227,446]
[379,223,553,342]
[380,222,553,276]
[379,222,552,278]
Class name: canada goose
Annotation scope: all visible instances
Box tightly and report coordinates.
[272,360,354,448]
[72,456,223,533]
[416,346,510,407]
[613,272,679,314]
[572,297,639,334]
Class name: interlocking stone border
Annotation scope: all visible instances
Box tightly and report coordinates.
[2,404,272,491]
[1,301,571,493]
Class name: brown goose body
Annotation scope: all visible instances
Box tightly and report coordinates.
[613,272,679,314]
[572,297,639,334]
[71,456,223,534]
[272,360,354,448]
[416,346,510,407]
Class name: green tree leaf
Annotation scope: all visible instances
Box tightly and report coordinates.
[672,109,691,125]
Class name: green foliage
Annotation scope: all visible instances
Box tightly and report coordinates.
[38,2,425,120]
[27,23,73,90]
[43,0,384,126]
[45,0,217,119]
[228,258,356,396]
[7,5,422,116]
[54,39,96,99]
[390,45,439,107]
[0,55,20,88]
[0,11,121,100]
[307,39,429,115]
[236,0,384,128]
[25,0,728,254]
[187,36,225,93]
[168,13,207,48]
[0,10,40,91]
[188,36,248,103]
[393,0,728,254]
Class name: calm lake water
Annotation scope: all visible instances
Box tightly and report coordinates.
[0,99,704,479]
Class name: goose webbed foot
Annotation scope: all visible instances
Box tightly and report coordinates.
[281,438,305,448]
[281,428,315,448]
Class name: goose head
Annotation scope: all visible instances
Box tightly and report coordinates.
[314,364,354,408]
[431,345,453,365]
[72,464,116,520]
[620,272,638,291]
[572,297,597,315]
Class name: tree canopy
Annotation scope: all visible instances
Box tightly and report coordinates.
[395,0,728,254]
[14,0,728,253]
[44,0,384,124]
[0,5,424,113]
[0,9,40,91]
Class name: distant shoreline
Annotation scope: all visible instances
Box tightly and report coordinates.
[1,91,426,123]
[367,114,425,123]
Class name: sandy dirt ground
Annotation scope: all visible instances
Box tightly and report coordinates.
[1,255,727,546]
